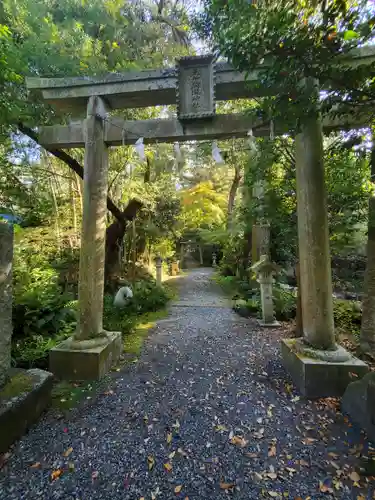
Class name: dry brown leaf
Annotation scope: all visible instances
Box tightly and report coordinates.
[174,485,182,494]
[30,462,41,468]
[302,438,316,445]
[215,424,228,432]
[246,452,259,458]
[220,482,235,490]
[230,435,248,448]
[298,459,309,467]
[167,432,172,445]
[147,455,155,471]
[51,469,63,481]
[267,472,278,480]
[164,462,173,472]
[319,480,333,494]
[356,495,365,500]
[328,452,339,459]
[63,446,73,457]
[268,492,279,498]
[268,445,277,457]
[349,471,361,482]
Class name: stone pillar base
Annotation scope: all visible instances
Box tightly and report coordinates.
[0,368,53,454]
[281,338,368,398]
[257,319,280,328]
[50,331,122,381]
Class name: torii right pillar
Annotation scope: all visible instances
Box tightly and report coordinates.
[281,88,368,397]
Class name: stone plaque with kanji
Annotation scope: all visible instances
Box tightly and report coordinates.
[177,55,215,120]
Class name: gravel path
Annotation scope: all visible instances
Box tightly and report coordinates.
[1,268,374,499]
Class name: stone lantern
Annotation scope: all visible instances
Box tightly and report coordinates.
[212,252,217,267]
[155,255,163,286]
[251,254,279,327]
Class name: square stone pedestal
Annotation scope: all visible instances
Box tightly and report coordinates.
[281,338,368,398]
[0,368,53,453]
[50,332,122,381]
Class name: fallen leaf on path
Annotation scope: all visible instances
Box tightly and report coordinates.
[268,491,279,497]
[302,438,316,445]
[268,445,277,457]
[267,472,278,480]
[167,432,172,444]
[63,446,73,457]
[319,478,333,494]
[68,462,75,472]
[169,451,176,459]
[91,471,99,481]
[174,485,182,493]
[147,455,155,471]
[298,459,309,467]
[349,471,360,482]
[254,428,265,439]
[30,462,41,468]
[215,424,228,432]
[220,482,235,490]
[51,469,63,481]
[230,435,248,448]
[328,452,339,459]
[164,462,173,472]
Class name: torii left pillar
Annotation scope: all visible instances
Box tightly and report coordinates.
[50,96,122,381]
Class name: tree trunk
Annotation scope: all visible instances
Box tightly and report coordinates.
[360,129,375,358]
[105,199,143,283]
[227,165,241,229]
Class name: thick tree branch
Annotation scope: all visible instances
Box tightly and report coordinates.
[17,123,125,223]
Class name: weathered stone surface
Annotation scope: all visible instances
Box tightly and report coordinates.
[296,104,335,350]
[38,113,370,149]
[0,368,53,454]
[75,96,109,341]
[0,222,13,388]
[25,47,375,113]
[281,338,368,398]
[177,55,215,119]
[342,372,375,443]
[49,332,122,381]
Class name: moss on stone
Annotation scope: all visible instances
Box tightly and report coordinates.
[0,373,33,399]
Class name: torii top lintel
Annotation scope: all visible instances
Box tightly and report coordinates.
[26,47,375,115]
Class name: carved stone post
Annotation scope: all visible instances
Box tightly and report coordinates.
[75,96,109,342]
[198,245,203,266]
[0,222,13,387]
[281,79,368,397]
[251,255,279,327]
[49,96,122,380]
[155,255,163,286]
[295,113,335,350]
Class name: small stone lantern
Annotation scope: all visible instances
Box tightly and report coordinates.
[155,255,163,286]
[251,255,280,327]
[212,252,217,267]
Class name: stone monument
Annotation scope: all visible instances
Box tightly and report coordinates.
[0,222,53,454]
[251,255,279,327]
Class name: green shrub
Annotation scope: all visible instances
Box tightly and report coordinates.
[333,299,361,338]
[273,286,297,320]
[103,279,170,335]
[12,248,77,340]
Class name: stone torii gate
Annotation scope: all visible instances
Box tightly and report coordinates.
[26,52,372,391]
